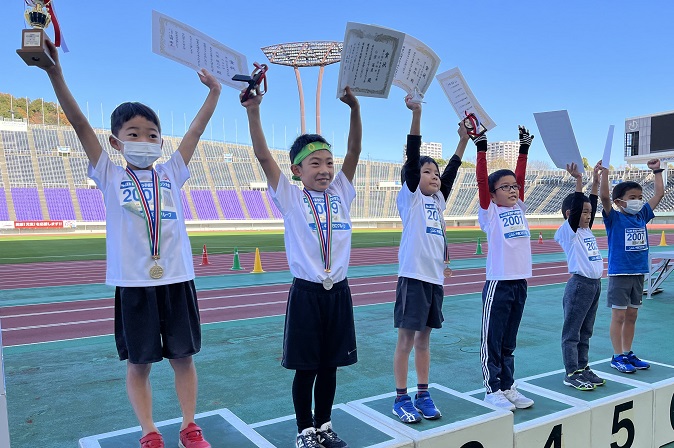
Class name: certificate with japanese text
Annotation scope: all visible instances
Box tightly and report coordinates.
[337,22,404,98]
[436,67,496,131]
[393,34,440,95]
[151,10,248,90]
[534,110,584,172]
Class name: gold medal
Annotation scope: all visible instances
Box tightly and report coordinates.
[149,263,164,279]
[322,277,334,290]
[443,267,453,278]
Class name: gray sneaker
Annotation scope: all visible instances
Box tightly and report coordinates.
[563,371,595,391]
[582,366,606,386]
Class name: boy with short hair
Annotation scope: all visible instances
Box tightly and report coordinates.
[554,161,605,390]
[599,158,664,373]
[242,85,361,448]
[38,39,221,448]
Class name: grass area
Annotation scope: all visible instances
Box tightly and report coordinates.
[0,227,609,264]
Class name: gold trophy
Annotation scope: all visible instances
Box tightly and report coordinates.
[16,1,55,68]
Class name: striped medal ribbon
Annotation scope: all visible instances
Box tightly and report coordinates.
[303,189,333,290]
[125,167,163,279]
[437,204,452,278]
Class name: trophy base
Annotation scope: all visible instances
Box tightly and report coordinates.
[16,29,54,68]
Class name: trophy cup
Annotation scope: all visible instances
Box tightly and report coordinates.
[16,1,55,68]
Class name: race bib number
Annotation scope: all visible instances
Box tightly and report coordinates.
[500,209,529,239]
[425,203,443,236]
[119,178,177,220]
[584,236,602,261]
[304,195,351,231]
[625,228,647,251]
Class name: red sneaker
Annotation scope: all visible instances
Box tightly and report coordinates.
[179,422,211,448]
[139,431,164,448]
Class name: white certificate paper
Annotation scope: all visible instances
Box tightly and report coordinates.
[337,22,405,98]
[533,110,584,173]
[151,10,248,90]
[392,34,441,95]
[602,125,615,168]
[436,67,496,131]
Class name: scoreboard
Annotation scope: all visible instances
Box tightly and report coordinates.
[625,111,674,163]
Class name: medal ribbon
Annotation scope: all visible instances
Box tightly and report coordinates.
[464,111,482,137]
[437,204,450,264]
[125,167,161,260]
[303,189,333,273]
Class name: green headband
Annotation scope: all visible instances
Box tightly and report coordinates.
[291,142,332,181]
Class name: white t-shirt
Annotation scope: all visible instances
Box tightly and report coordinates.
[554,221,603,279]
[88,151,195,286]
[397,183,446,285]
[269,171,356,283]
[478,200,532,280]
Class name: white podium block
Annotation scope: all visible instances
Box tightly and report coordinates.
[251,404,414,448]
[521,368,654,448]
[79,408,273,448]
[589,359,674,448]
[347,384,513,448]
[0,394,9,448]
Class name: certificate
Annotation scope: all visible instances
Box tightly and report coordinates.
[436,67,496,131]
[392,34,441,96]
[603,125,615,168]
[533,110,584,173]
[337,22,404,98]
[151,10,248,90]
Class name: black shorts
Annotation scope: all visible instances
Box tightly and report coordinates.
[282,278,357,370]
[394,277,444,331]
[115,280,202,364]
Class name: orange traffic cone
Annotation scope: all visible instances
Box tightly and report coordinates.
[200,244,210,265]
[251,248,265,273]
[538,232,543,244]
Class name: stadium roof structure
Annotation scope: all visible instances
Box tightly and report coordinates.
[261,41,343,134]
[260,41,342,67]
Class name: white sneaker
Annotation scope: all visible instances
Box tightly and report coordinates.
[503,385,534,409]
[483,390,515,411]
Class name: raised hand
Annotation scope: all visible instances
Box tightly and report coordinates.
[647,159,661,171]
[566,162,582,179]
[240,86,262,109]
[405,93,421,112]
[340,86,359,109]
[197,68,222,93]
[458,121,469,141]
[593,160,604,179]
[518,125,534,148]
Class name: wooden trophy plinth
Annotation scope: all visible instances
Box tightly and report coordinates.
[16,28,54,68]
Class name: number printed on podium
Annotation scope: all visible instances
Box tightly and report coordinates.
[611,401,635,448]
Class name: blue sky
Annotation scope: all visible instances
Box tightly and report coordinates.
[2,0,673,167]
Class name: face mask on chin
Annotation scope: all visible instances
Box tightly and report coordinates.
[112,135,162,168]
[620,199,644,215]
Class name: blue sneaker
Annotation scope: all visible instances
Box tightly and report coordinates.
[392,394,421,423]
[625,351,650,370]
[611,355,636,373]
[414,391,442,419]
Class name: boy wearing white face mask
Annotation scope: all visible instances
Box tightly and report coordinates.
[599,159,664,374]
[37,40,221,448]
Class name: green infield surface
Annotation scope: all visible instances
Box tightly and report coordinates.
[0,228,607,264]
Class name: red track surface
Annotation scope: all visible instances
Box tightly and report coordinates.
[0,238,623,347]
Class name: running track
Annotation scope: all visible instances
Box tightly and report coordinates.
[0,237,628,347]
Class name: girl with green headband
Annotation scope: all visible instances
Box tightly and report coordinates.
[242,85,361,448]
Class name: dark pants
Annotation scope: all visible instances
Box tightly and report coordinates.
[481,279,527,393]
[562,274,601,374]
[292,367,337,432]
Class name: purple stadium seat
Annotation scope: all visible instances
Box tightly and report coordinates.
[76,189,106,221]
[266,190,283,218]
[0,188,9,220]
[44,188,76,220]
[11,188,43,220]
[190,190,219,220]
[180,190,193,220]
[216,190,245,219]
[241,190,270,219]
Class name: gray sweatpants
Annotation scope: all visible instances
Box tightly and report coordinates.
[562,274,602,374]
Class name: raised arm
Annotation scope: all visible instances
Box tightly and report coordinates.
[566,162,584,232]
[40,40,102,166]
[599,163,612,214]
[647,159,665,210]
[177,69,222,165]
[587,161,602,228]
[401,94,422,190]
[475,134,491,210]
[339,86,362,183]
[242,89,281,190]
[440,122,469,200]
[516,126,534,201]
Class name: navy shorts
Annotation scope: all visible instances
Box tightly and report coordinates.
[282,278,357,370]
[115,280,202,364]
[394,277,444,331]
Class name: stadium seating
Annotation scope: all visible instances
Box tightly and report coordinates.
[0,123,671,223]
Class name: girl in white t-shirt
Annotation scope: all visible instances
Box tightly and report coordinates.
[392,95,469,423]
